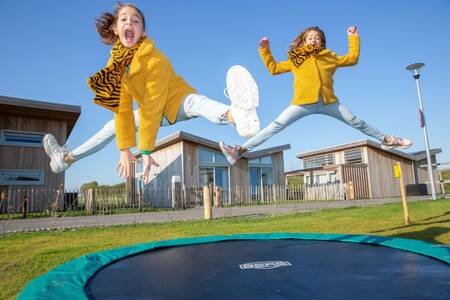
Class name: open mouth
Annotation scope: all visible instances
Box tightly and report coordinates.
[124,29,135,44]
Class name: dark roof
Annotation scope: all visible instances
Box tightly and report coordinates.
[136,130,290,159]
[408,148,442,160]
[296,139,417,161]
[0,95,81,136]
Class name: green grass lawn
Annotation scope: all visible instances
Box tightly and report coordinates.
[1,199,449,299]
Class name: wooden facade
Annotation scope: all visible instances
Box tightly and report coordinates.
[134,131,290,207]
[294,140,441,199]
[0,96,80,211]
[365,146,414,198]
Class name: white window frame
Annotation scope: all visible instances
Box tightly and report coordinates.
[0,169,45,186]
[0,130,45,147]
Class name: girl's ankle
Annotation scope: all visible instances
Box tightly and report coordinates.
[238,147,248,156]
[64,152,75,164]
[225,110,235,124]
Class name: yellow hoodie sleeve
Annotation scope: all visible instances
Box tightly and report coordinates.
[259,48,291,75]
[115,86,136,150]
[337,35,360,67]
[137,56,171,152]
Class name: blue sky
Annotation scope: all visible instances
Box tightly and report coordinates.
[1,0,449,189]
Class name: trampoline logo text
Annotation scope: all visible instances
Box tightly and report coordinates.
[239,261,292,270]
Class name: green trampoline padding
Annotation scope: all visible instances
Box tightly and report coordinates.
[18,233,450,300]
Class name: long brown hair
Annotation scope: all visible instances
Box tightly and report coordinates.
[95,2,146,45]
[289,26,326,51]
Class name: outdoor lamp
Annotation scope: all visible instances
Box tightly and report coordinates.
[406,63,437,200]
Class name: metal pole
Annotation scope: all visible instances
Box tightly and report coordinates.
[413,72,437,199]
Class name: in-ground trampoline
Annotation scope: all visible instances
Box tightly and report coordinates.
[19,233,450,299]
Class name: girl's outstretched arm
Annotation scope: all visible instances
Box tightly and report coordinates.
[258,37,291,75]
[337,26,360,67]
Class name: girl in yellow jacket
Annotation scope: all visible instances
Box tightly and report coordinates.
[43,3,259,183]
[220,26,412,165]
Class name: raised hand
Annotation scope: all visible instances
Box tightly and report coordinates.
[347,26,358,36]
[259,37,270,49]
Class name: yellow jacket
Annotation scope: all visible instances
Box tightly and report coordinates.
[112,38,195,151]
[259,35,360,105]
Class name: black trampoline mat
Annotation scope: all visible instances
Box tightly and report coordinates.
[85,240,450,300]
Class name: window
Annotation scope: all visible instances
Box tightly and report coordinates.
[214,153,228,164]
[249,156,272,165]
[248,167,261,186]
[199,147,214,163]
[304,154,335,168]
[0,130,45,147]
[344,148,363,164]
[248,155,274,188]
[261,156,272,164]
[199,167,214,186]
[0,169,44,185]
[261,168,273,186]
[198,147,230,195]
[305,172,337,185]
[199,147,227,164]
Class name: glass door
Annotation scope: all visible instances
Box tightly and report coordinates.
[214,167,229,204]
[248,167,261,201]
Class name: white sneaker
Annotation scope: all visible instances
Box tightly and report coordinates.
[381,135,413,150]
[225,65,260,138]
[43,134,72,173]
[219,142,242,165]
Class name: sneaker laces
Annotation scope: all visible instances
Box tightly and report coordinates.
[62,144,70,153]
[61,145,74,159]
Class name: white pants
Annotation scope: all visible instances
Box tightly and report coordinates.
[243,100,386,151]
[72,94,230,160]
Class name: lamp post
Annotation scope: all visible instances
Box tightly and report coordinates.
[406,63,437,200]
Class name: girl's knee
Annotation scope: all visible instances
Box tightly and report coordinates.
[272,120,286,131]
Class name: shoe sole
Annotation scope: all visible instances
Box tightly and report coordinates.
[226,65,259,109]
[226,65,261,137]
[43,134,66,173]
[381,143,413,151]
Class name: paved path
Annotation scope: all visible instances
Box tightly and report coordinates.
[0,196,433,233]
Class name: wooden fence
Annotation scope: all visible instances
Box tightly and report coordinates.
[340,164,370,199]
[1,182,350,218]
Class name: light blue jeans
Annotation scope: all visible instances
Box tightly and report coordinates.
[242,99,386,151]
[72,94,230,160]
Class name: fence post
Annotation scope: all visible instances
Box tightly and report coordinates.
[86,189,96,215]
[214,186,222,207]
[394,162,410,225]
[348,181,355,200]
[182,185,187,209]
[203,185,212,220]
[0,190,7,214]
[438,171,444,195]
[22,195,29,219]
[171,176,181,209]
[138,185,143,212]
